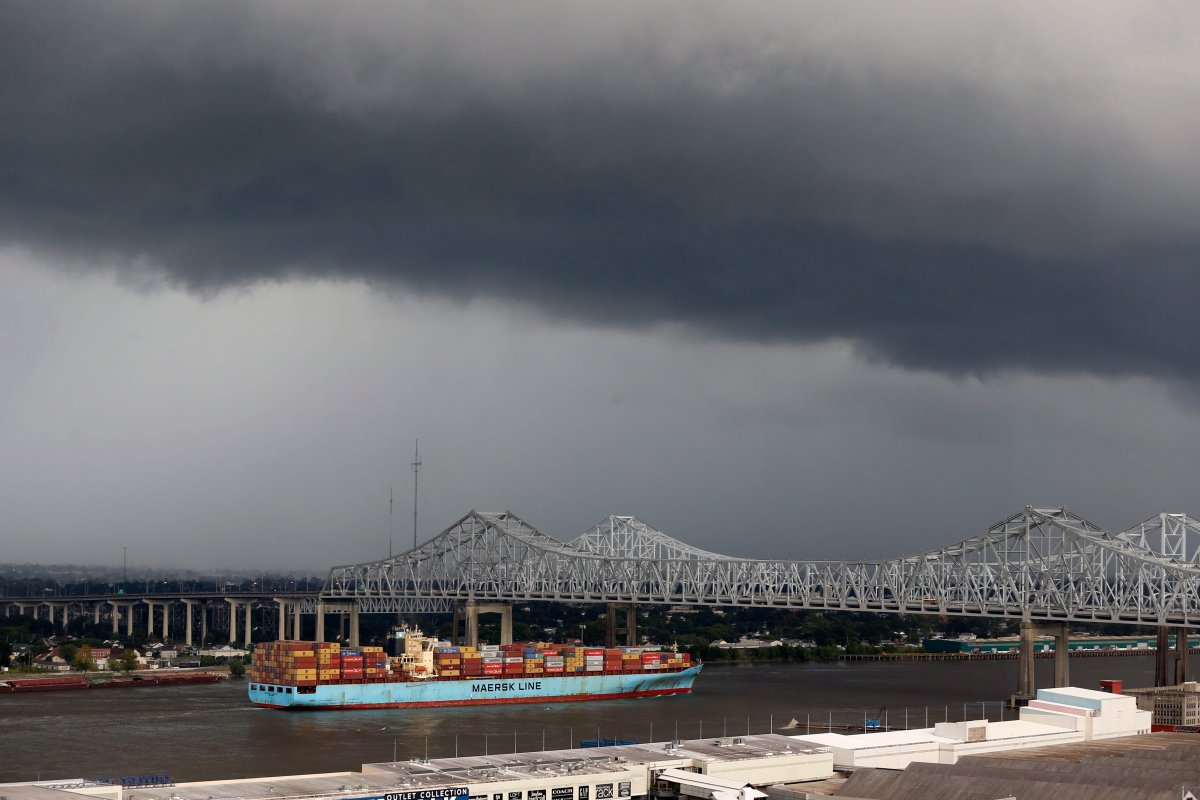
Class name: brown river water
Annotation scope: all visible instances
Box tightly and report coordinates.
[0,656,1156,783]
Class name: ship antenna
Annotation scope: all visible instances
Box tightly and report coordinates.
[412,439,422,550]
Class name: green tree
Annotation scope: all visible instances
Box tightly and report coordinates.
[228,657,246,677]
[116,649,139,673]
[73,644,97,672]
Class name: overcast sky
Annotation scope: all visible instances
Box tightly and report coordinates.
[3,2,1199,570]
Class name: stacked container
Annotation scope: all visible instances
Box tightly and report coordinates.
[462,649,483,678]
[253,641,401,686]
[250,642,317,686]
[316,641,341,682]
[584,649,604,672]
[433,647,461,678]
[362,646,388,680]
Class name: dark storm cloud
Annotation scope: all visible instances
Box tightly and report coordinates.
[4,2,1199,379]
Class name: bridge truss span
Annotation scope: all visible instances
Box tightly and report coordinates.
[322,506,1200,626]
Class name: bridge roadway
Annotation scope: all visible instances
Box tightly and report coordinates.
[4,506,1198,697]
[0,590,322,648]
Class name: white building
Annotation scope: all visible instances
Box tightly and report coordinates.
[10,735,834,800]
[196,645,249,658]
[791,685,1152,770]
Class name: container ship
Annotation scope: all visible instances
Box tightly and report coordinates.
[248,629,700,710]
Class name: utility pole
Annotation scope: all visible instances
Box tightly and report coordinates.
[389,487,394,559]
[412,440,422,550]
[122,546,127,590]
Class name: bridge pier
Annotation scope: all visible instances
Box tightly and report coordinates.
[452,601,512,648]
[45,602,64,631]
[311,601,355,644]
[226,599,243,645]
[274,599,289,642]
[1155,628,1169,686]
[1013,620,1069,705]
[1179,629,1190,683]
[181,599,200,647]
[1155,627,1190,686]
[145,599,172,641]
[605,603,638,647]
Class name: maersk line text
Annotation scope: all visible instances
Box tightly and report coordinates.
[471,681,544,693]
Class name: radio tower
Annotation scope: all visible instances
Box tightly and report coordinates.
[411,440,422,550]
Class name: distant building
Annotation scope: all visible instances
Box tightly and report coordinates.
[1123,682,1200,730]
[712,638,783,650]
[922,633,1197,654]
[197,644,249,659]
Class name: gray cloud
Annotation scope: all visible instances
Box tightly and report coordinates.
[4,2,1200,381]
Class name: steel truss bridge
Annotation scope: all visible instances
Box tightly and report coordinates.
[322,507,1200,628]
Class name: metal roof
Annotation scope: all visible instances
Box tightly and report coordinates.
[834,733,1200,800]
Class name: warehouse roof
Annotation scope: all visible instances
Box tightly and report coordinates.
[834,732,1200,800]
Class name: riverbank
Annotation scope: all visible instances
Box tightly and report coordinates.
[699,645,1200,664]
[843,646,1200,661]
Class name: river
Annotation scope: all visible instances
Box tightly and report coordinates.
[0,656,1156,783]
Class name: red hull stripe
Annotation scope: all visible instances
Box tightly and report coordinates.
[252,686,692,711]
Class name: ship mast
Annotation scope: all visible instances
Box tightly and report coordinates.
[412,439,422,550]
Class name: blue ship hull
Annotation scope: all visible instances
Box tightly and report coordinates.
[249,665,701,710]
